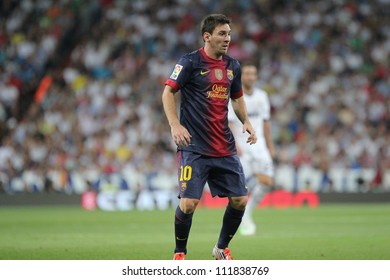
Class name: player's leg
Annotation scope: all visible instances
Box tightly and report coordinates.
[174,151,208,260]
[174,198,199,259]
[241,173,272,235]
[212,196,247,260]
[241,153,274,235]
[218,196,247,248]
[209,155,247,259]
[238,155,257,234]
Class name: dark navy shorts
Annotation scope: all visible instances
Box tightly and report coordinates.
[176,151,248,199]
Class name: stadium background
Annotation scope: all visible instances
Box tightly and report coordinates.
[1,0,390,206]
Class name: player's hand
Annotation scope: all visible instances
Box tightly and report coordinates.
[171,122,192,147]
[243,121,257,145]
[246,131,257,145]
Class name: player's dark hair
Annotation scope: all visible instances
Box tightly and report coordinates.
[241,61,259,70]
[200,14,231,37]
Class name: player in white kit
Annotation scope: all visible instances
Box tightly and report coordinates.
[228,64,275,235]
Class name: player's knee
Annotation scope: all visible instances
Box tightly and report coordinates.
[180,198,199,214]
[229,196,248,211]
[258,175,273,187]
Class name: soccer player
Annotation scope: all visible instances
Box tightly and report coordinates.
[229,64,275,235]
[162,14,257,260]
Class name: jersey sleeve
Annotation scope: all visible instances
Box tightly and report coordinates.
[229,60,243,99]
[164,56,193,91]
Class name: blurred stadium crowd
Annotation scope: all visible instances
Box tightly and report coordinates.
[0,0,389,195]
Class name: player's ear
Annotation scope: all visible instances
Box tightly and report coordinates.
[203,32,211,42]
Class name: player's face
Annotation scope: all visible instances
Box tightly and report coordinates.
[205,23,231,59]
[241,66,257,90]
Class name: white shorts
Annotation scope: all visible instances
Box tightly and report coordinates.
[240,150,274,179]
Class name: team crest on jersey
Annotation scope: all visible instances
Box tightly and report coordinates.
[181,182,187,191]
[227,69,233,80]
[214,69,223,80]
[170,64,183,80]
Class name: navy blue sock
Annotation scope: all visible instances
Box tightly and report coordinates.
[174,206,193,254]
[217,204,245,249]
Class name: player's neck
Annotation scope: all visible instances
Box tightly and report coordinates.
[202,46,223,60]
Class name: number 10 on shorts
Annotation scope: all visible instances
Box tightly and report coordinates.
[180,165,192,181]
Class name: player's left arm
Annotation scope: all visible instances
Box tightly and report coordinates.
[231,96,257,145]
[263,120,275,159]
[262,90,275,158]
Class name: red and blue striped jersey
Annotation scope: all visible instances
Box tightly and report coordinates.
[165,48,243,157]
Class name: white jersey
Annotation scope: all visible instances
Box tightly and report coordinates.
[229,87,273,177]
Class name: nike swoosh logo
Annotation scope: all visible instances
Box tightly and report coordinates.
[176,237,187,241]
[200,70,210,75]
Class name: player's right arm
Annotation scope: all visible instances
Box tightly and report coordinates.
[162,85,192,147]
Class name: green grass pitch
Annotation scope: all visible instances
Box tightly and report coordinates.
[0,203,389,260]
